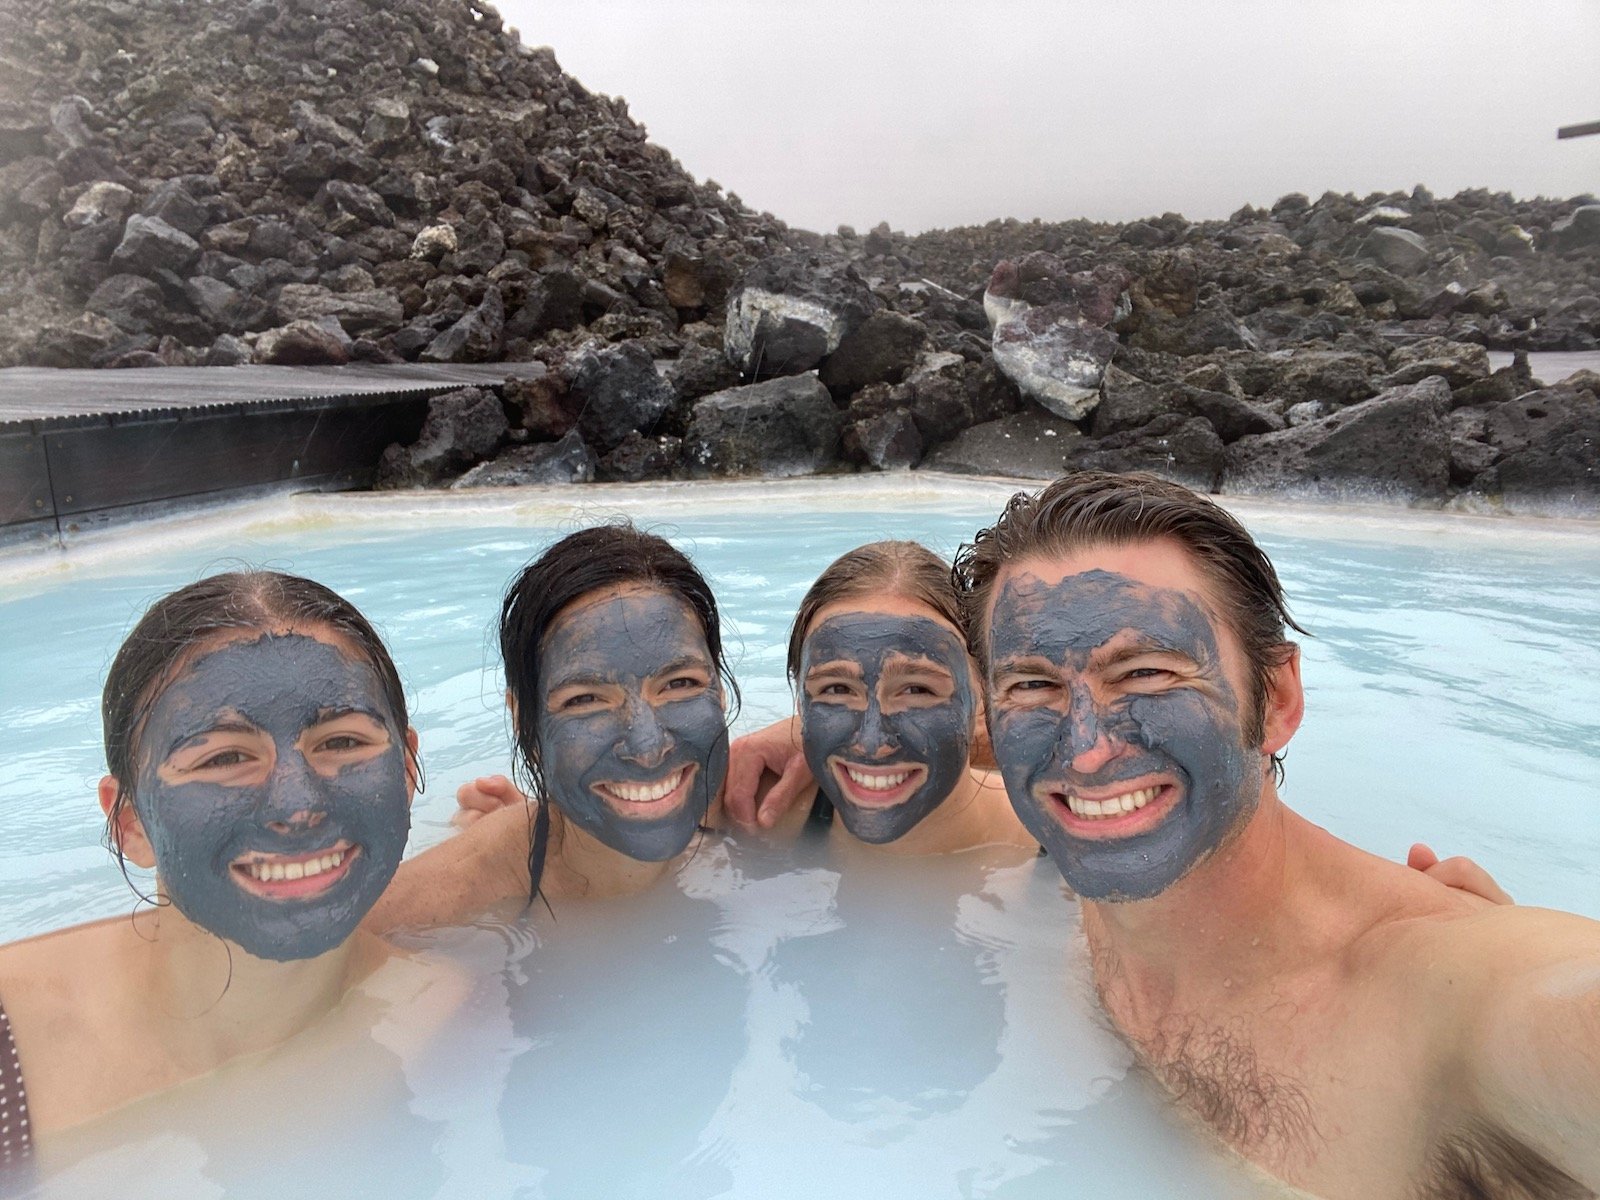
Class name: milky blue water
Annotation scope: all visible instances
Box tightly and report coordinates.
[1,479,1597,1199]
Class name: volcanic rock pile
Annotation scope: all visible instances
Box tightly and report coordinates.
[1,0,1597,511]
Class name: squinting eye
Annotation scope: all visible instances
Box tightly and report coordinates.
[664,675,702,691]
[560,693,599,710]
[818,683,853,697]
[197,749,248,769]
[320,734,365,752]
[1123,668,1170,681]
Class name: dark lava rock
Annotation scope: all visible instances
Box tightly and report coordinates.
[1129,301,1260,357]
[665,342,742,403]
[85,273,166,333]
[819,310,929,395]
[452,430,596,488]
[843,408,923,470]
[422,286,504,363]
[566,340,676,453]
[723,254,879,378]
[1065,414,1226,491]
[684,374,841,477]
[1182,388,1285,443]
[275,284,405,337]
[252,318,353,366]
[110,214,200,276]
[1545,205,1600,255]
[139,179,211,237]
[1383,337,1491,390]
[1359,226,1430,275]
[1224,376,1452,501]
[1467,385,1600,512]
[1091,368,1187,437]
[375,386,510,487]
[597,432,683,482]
[922,410,1085,479]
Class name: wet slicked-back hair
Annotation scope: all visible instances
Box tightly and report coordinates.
[952,471,1306,759]
[101,570,419,878]
[500,523,737,902]
[785,540,963,685]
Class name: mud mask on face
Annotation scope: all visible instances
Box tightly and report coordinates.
[535,592,728,861]
[986,570,1262,900]
[800,613,975,844]
[132,634,410,962]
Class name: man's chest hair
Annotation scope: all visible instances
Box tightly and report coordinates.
[1120,1008,1591,1200]
[1416,1121,1593,1200]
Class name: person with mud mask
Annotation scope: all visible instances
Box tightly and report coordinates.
[367,523,736,926]
[953,471,1599,1199]
[715,542,1512,892]
[724,541,1034,856]
[0,572,421,1158]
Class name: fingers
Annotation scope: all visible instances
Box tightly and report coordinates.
[721,744,764,830]
[1425,856,1515,906]
[757,752,814,829]
[1407,842,1440,872]
[455,774,525,815]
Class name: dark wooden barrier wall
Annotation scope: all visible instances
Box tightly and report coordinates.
[0,363,544,547]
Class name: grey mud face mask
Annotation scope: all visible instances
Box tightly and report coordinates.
[986,569,1263,900]
[800,613,975,844]
[535,592,728,861]
[132,634,411,962]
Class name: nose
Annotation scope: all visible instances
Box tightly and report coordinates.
[850,699,900,760]
[259,754,328,832]
[618,697,672,768]
[1063,682,1119,775]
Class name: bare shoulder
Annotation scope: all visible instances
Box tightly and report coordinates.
[0,918,141,1132]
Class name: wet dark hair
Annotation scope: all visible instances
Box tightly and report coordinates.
[952,471,1307,779]
[499,523,738,903]
[784,540,965,686]
[101,570,421,884]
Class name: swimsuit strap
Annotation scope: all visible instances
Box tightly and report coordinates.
[0,1002,32,1166]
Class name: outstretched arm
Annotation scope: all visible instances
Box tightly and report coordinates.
[366,802,534,933]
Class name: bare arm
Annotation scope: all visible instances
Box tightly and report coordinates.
[722,715,814,831]
[1464,913,1600,1187]
[365,802,534,934]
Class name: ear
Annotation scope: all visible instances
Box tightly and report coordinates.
[99,775,157,869]
[1259,644,1304,755]
[404,726,421,801]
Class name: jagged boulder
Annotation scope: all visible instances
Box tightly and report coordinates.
[1066,414,1226,491]
[723,254,879,379]
[567,340,676,452]
[1224,376,1453,501]
[375,386,509,487]
[991,309,1117,421]
[451,430,596,488]
[684,375,841,477]
[923,410,1084,479]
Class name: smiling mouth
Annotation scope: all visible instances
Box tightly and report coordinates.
[830,759,927,808]
[1040,779,1182,839]
[230,842,359,900]
[595,765,695,818]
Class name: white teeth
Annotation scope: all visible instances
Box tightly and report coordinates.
[844,766,911,791]
[609,769,685,803]
[1064,786,1159,820]
[244,848,347,883]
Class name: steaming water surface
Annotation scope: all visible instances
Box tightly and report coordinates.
[1,479,1596,1199]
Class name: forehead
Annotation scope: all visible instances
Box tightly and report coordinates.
[147,628,391,720]
[808,594,962,643]
[986,539,1234,654]
[542,585,708,663]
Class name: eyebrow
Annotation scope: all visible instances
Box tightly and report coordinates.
[991,654,1062,677]
[167,717,259,758]
[804,660,864,680]
[654,654,712,677]
[311,705,390,727]
[881,656,956,678]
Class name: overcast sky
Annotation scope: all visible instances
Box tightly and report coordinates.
[495,0,1599,234]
